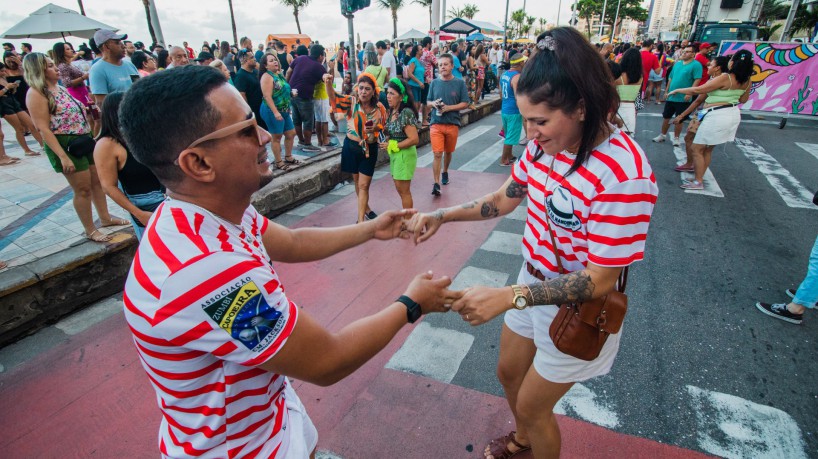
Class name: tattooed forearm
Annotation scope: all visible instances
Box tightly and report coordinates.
[461,200,478,209]
[528,270,595,305]
[480,199,500,218]
[505,181,527,199]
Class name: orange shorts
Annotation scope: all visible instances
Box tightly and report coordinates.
[430,124,460,153]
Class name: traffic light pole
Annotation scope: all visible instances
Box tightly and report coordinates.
[346,13,357,82]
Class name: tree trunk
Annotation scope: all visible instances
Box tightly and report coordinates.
[228,0,238,46]
[142,0,158,47]
[429,5,433,31]
[77,0,86,16]
[586,17,592,36]
[294,9,302,34]
[392,9,398,39]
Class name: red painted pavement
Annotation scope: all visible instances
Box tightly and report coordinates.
[0,169,710,458]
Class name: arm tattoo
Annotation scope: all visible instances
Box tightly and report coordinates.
[461,200,478,209]
[528,271,595,305]
[505,181,527,199]
[433,209,445,221]
[480,199,500,218]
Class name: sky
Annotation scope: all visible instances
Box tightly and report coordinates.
[0,0,575,53]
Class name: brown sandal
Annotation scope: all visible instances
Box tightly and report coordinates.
[284,156,302,165]
[275,160,291,171]
[484,431,531,459]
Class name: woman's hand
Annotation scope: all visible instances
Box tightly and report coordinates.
[371,208,417,240]
[135,210,153,226]
[378,141,388,151]
[667,89,679,96]
[403,271,462,315]
[450,286,512,326]
[408,211,444,244]
[274,111,283,121]
[59,156,75,174]
[419,81,425,89]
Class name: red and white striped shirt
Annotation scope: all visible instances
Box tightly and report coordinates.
[511,130,658,276]
[123,200,298,458]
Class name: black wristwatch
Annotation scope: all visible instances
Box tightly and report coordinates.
[397,295,422,324]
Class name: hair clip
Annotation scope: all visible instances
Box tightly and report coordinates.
[537,36,556,52]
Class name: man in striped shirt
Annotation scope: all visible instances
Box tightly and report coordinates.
[118,65,458,458]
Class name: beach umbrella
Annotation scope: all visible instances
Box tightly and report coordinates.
[466,32,487,41]
[1,3,118,40]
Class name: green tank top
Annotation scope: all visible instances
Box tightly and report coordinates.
[617,84,641,102]
[705,74,746,104]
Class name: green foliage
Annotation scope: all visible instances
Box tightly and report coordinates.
[791,3,818,36]
[462,3,479,19]
[758,23,782,40]
[377,0,405,39]
[572,0,647,36]
[447,6,465,19]
[759,0,789,25]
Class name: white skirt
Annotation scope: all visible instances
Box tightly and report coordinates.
[617,102,636,134]
[693,105,740,146]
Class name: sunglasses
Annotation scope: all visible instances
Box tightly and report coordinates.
[174,113,266,164]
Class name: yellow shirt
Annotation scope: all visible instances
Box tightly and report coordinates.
[313,80,329,100]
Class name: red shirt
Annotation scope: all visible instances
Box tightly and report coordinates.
[185,46,195,59]
[640,50,659,91]
[694,53,710,85]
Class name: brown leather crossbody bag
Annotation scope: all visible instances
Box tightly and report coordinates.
[535,156,628,361]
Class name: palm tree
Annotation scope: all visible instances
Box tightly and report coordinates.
[227,0,238,46]
[279,0,311,34]
[462,3,479,19]
[510,9,527,37]
[378,0,405,39]
[77,0,86,15]
[141,0,159,46]
[413,0,433,31]
[447,6,466,19]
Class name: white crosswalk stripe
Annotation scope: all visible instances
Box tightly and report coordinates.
[734,138,816,209]
[459,139,505,172]
[416,125,496,168]
[795,142,818,162]
[673,144,724,198]
[480,230,522,255]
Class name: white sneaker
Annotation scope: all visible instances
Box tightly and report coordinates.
[672,136,681,146]
[652,134,666,143]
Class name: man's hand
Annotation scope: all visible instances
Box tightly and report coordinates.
[135,210,153,226]
[683,94,692,102]
[403,271,462,315]
[408,210,444,244]
[371,208,417,240]
[451,286,511,326]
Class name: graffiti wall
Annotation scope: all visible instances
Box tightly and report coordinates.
[719,41,818,117]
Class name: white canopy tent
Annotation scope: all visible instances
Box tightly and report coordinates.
[394,28,428,42]
[1,3,118,40]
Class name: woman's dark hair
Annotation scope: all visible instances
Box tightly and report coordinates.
[619,48,642,84]
[131,51,150,70]
[52,42,69,65]
[257,52,278,80]
[296,45,309,56]
[729,50,753,84]
[120,65,227,186]
[386,80,417,117]
[517,27,619,175]
[218,41,230,60]
[655,43,664,55]
[97,91,126,146]
[622,43,631,52]
[712,56,730,74]
[409,44,420,59]
[607,60,622,79]
[157,50,170,69]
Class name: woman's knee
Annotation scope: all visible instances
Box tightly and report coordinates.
[72,183,93,198]
[496,359,526,388]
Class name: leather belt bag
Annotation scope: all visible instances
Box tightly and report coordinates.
[537,156,629,361]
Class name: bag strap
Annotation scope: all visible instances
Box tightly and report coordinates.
[542,155,628,292]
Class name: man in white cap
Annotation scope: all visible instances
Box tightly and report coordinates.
[89,29,139,108]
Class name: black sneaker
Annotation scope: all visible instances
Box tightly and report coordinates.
[786,289,796,299]
[755,302,803,325]
[431,183,441,196]
[365,210,377,220]
[441,172,449,185]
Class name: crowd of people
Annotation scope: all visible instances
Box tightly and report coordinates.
[0,21,815,459]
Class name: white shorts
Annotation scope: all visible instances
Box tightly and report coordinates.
[313,98,330,123]
[503,265,621,384]
[283,383,318,458]
[617,102,636,134]
[693,105,740,146]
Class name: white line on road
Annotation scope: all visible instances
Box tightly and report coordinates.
[672,144,724,198]
[555,383,620,429]
[459,139,506,172]
[55,296,122,335]
[795,142,818,162]
[734,138,816,209]
[385,321,474,384]
[687,385,807,459]
[287,202,325,217]
[480,231,522,255]
[506,201,528,221]
[416,125,496,168]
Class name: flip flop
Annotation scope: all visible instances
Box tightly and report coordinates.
[85,229,112,243]
[101,217,129,227]
[0,157,20,166]
[24,150,42,157]
[275,160,291,171]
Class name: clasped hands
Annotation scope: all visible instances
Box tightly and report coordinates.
[373,210,512,325]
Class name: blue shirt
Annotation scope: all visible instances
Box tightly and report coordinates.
[407,57,424,87]
[452,55,463,79]
[89,59,139,95]
[500,70,520,115]
[255,50,264,62]
[667,60,703,102]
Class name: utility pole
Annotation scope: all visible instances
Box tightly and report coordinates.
[503,0,510,49]
[557,0,562,26]
[77,0,86,16]
[346,14,357,82]
[432,0,441,43]
[612,0,622,41]
[599,0,609,36]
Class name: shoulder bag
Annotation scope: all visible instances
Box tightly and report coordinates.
[540,156,629,361]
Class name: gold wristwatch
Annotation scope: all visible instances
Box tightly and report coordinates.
[511,285,530,310]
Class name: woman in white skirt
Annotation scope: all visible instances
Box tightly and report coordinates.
[409,28,659,459]
[613,48,642,135]
[668,50,753,190]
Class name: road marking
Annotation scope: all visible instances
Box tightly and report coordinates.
[555,383,620,429]
[449,266,510,290]
[687,385,807,459]
[795,142,818,162]
[416,125,496,167]
[315,451,344,459]
[673,144,724,198]
[55,296,122,336]
[734,138,816,209]
[328,182,355,196]
[287,202,325,217]
[480,230,522,255]
[373,170,389,180]
[459,139,505,172]
[506,201,528,221]
[385,321,474,384]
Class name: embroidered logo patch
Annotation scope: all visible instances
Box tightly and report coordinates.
[546,186,582,232]
[203,279,285,351]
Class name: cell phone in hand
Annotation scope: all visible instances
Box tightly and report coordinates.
[378,131,386,143]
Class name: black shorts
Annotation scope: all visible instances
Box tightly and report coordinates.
[420,84,429,104]
[662,100,691,120]
[341,137,379,176]
[0,95,23,116]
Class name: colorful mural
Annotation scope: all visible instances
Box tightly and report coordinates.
[720,42,818,116]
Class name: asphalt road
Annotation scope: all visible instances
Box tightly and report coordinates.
[373,106,818,457]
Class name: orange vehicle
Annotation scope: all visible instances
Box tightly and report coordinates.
[266,34,312,50]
